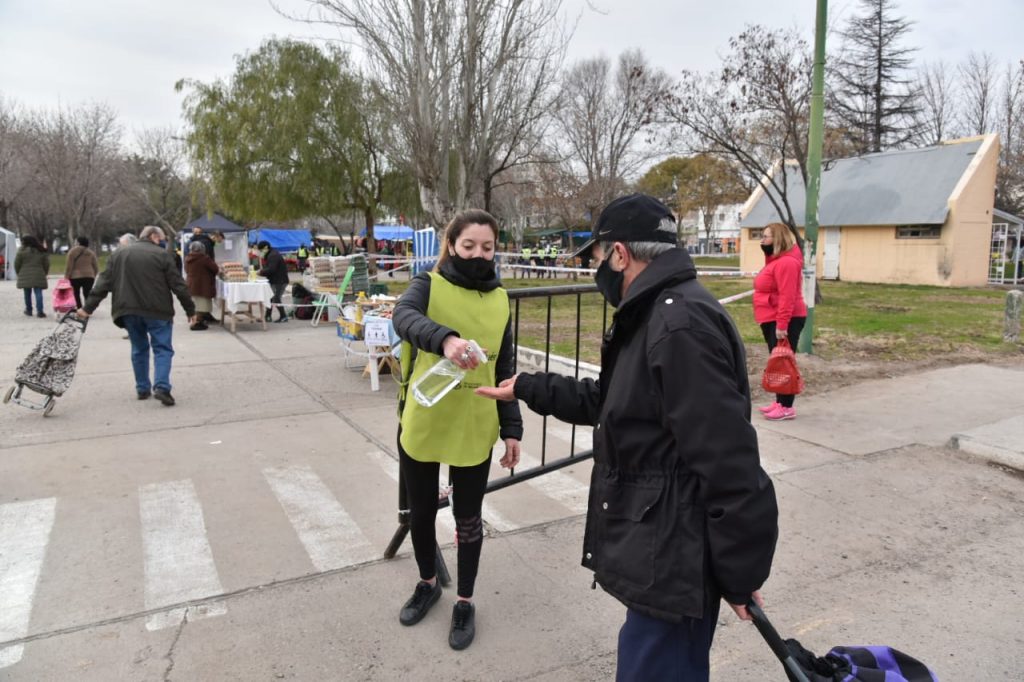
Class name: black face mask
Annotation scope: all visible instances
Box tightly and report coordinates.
[449,253,496,281]
[761,244,774,257]
[595,256,624,308]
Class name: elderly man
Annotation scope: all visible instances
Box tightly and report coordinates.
[78,226,197,406]
[477,194,779,681]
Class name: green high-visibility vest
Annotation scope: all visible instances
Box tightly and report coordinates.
[522,248,531,257]
[298,246,308,258]
[399,272,509,466]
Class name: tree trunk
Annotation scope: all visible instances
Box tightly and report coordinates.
[364,206,378,275]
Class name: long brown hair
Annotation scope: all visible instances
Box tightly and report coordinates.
[433,209,500,271]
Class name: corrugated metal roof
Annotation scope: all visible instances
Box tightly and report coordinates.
[742,138,984,228]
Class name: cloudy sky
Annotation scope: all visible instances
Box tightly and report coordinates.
[1,0,1021,143]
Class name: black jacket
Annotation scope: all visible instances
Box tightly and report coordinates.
[85,240,196,325]
[514,248,778,621]
[393,260,523,441]
[259,248,290,285]
[191,234,216,260]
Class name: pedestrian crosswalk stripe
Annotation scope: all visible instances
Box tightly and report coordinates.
[138,480,226,631]
[263,465,376,572]
[0,497,56,669]
[364,450,458,539]
[518,449,589,514]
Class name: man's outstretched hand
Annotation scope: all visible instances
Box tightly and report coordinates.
[475,375,518,402]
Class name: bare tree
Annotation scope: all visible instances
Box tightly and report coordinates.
[551,49,670,222]
[22,103,122,248]
[959,51,998,135]
[830,0,920,153]
[0,96,33,229]
[914,61,958,145]
[121,126,194,236]
[996,60,1024,215]
[668,25,813,233]
[293,0,567,226]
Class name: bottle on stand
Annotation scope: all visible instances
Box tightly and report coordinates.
[411,340,487,408]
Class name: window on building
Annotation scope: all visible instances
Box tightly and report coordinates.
[896,225,941,239]
[749,228,764,240]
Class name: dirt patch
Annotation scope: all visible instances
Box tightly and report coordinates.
[745,345,1024,403]
[865,304,912,313]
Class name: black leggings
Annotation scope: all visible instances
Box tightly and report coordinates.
[399,442,491,599]
[760,316,806,408]
[70,277,94,309]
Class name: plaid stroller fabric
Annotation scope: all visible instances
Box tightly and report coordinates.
[15,317,84,396]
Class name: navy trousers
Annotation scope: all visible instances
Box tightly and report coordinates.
[616,602,720,682]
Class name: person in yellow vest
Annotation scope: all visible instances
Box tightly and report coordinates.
[297,243,309,271]
[392,208,522,651]
[520,244,532,279]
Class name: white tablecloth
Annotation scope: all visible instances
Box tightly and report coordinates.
[216,280,273,312]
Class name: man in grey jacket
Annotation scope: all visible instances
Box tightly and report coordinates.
[78,226,198,406]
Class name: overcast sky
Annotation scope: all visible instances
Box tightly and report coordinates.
[1,0,1021,143]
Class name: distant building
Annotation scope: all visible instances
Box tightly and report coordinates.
[740,135,1000,286]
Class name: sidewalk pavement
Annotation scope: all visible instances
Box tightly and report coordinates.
[1,278,1023,680]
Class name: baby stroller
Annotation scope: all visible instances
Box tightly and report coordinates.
[3,313,88,416]
[51,278,77,317]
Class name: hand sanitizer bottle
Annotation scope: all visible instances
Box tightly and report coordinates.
[411,340,487,407]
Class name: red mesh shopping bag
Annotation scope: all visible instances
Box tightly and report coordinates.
[761,339,804,395]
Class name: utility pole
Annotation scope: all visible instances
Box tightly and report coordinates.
[799,0,828,354]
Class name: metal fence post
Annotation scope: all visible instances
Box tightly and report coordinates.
[1005,290,1023,343]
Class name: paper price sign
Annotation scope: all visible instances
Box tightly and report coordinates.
[364,319,392,346]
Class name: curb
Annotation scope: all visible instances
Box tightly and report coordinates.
[949,433,1024,473]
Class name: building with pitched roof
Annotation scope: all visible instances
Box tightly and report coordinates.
[739,135,1000,287]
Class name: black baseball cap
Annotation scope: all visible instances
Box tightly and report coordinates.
[572,193,677,258]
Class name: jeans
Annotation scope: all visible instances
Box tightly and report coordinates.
[121,315,174,394]
[616,602,720,682]
[23,287,44,313]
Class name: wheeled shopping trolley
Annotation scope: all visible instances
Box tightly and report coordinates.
[4,313,88,416]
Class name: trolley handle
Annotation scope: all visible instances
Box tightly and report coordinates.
[747,601,811,682]
[61,311,89,331]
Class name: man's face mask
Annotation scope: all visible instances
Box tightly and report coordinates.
[158,240,167,249]
[594,247,625,308]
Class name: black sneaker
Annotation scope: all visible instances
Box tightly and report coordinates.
[36,311,46,318]
[274,315,289,323]
[137,390,151,400]
[24,310,32,317]
[399,580,441,626]
[448,601,475,650]
[153,390,175,406]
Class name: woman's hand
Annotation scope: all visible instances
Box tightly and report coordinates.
[442,335,481,370]
[500,438,521,469]
[776,328,788,340]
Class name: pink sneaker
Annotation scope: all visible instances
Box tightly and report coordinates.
[764,405,796,421]
[758,402,780,414]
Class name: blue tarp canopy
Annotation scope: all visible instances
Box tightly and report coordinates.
[182,213,247,233]
[248,228,313,252]
[360,225,414,240]
[566,231,591,239]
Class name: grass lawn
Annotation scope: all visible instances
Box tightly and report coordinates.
[378,274,1020,364]
[45,253,110,276]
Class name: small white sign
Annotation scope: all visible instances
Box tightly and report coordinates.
[364,319,391,346]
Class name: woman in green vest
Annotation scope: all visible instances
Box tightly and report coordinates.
[392,209,522,651]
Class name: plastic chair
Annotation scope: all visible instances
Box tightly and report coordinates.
[311,265,356,327]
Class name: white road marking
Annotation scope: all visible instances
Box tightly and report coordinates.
[519,450,589,514]
[364,450,458,539]
[138,480,226,631]
[263,465,376,572]
[0,498,57,669]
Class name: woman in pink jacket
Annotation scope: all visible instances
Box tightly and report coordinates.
[752,222,808,420]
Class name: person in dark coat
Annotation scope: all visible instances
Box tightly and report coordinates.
[477,194,779,682]
[190,227,216,260]
[184,241,219,330]
[78,226,197,406]
[257,240,290,322]
[15,235,50,317]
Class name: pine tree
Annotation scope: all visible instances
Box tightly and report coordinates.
[830,0,921,153]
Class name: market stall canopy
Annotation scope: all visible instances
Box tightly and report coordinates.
[247,228,313,252]
[182,213,247,233]
[0,226,16,281]
[360,225,414,240]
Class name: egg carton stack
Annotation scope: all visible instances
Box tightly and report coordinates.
[307,257,339,290]
[219,261,248,282]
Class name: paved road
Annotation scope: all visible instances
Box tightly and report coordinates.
[1,278,1023,680]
